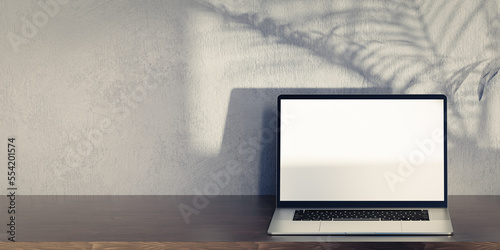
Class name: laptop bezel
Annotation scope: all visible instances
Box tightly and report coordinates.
[276,94,448,208]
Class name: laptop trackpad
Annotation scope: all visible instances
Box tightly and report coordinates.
[320,221,402,233]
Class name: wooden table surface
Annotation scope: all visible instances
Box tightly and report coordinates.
[1,195,499,249]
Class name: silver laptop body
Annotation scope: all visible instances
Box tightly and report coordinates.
[268,94,453,235]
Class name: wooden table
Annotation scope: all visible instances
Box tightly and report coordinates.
[1,195,499,249]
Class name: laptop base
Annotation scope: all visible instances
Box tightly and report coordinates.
[268,208,453,235]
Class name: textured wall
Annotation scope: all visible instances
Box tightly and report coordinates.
[1,0,499,195]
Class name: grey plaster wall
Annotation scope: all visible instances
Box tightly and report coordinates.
[0,0,499,195]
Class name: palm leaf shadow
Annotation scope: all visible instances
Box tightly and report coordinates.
[198,0,500,98]
[196,0,500,143]
[478,58,500,100]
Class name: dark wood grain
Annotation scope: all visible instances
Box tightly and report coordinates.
[0,241,500,249]
[0,195,499,247]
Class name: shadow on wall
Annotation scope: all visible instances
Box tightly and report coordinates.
[207,87,392,195]
[191,87,500,196]
[186,0,500,195]
[198,0,500,96]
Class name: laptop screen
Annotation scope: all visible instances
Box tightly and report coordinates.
[278,95,446,206]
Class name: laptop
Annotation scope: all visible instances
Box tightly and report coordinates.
[267,94,453,235]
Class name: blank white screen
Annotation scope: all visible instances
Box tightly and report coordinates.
[280,99,444,201]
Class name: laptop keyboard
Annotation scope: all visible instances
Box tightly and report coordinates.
[293,210,429,221]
